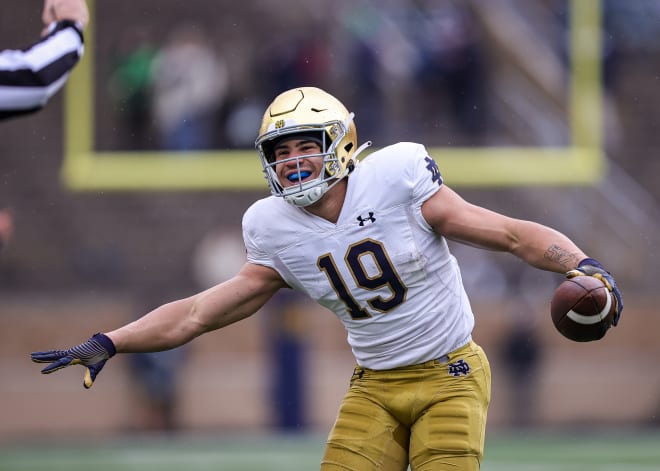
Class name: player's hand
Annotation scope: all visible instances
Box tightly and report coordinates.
[31,333,116,389]
[566,258,623,326]
[42,0,89,31]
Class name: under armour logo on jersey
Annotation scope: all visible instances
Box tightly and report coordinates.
[424,156,443,186]
[356,212,376,226]
[448,359,470,377]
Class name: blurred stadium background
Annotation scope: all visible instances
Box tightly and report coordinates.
[1,0,660,469]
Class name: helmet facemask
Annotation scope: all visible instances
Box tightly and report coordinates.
[256,113,356,207]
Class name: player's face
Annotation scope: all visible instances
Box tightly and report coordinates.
[273,138,324,187]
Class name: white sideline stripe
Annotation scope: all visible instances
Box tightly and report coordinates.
[566,288,613,325]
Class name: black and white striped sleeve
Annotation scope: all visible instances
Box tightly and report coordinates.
[0,20,84,120]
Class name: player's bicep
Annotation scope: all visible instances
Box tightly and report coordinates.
[421,185,519,252]
[193,262,286,330]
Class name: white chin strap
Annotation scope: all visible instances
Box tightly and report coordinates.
[284,182,328,207]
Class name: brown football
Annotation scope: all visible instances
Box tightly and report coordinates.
[550,275,616,342]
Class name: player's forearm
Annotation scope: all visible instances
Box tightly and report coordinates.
[511,221,586,273]
[106,274,275,353]
[105,297,205,353]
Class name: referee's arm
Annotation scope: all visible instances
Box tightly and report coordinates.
[0,20,84,120]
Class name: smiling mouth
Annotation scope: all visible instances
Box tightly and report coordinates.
[287,171,312,183]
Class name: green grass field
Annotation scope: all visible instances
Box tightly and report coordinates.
[1,429,659,470]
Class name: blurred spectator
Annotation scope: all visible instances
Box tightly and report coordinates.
[129,290,188,432]
[129,348,186,431]
[266,290,309,431]
[150,23,229,151]
[603,0,660,53]
[336,1,489,144]
[500,295,543,428]
[342,38,384,143]
[256,27,333,104]
[130,347,185,432]
[108,29,158,150]
[223,99,267,149]
[337,1,419,143]
[410,2,489,143]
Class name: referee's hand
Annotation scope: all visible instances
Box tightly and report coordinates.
[42,0,89,31]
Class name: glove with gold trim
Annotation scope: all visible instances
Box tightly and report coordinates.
[566,258,623,326]
[31,333,116,389]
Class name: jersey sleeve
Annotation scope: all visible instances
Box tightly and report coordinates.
[241,203,276,269]
[406,143,444,205]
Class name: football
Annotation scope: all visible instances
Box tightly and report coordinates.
[550,275,616,342]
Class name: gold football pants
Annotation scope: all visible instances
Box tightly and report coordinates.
[321,341,491,471]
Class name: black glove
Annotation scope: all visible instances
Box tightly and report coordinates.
[566,258,623,326]
[31,333,116,389]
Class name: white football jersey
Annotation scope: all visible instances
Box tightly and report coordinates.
[242,142,475,369]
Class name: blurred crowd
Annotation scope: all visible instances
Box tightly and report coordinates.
[103,1,492,151]
[98,0,660,155]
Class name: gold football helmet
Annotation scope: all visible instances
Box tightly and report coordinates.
[255,87,369,207]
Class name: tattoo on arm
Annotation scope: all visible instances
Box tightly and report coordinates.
[543,244,580,270]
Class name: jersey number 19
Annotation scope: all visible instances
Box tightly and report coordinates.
[317,238,408,320]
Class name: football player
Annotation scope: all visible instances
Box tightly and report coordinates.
[31,87,622,470]
[0,0,88,120]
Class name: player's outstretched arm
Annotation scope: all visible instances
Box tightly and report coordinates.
[31,263,286,388]
[107,263,286,353]
[422,185,623,324]
[422,186,587,270]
